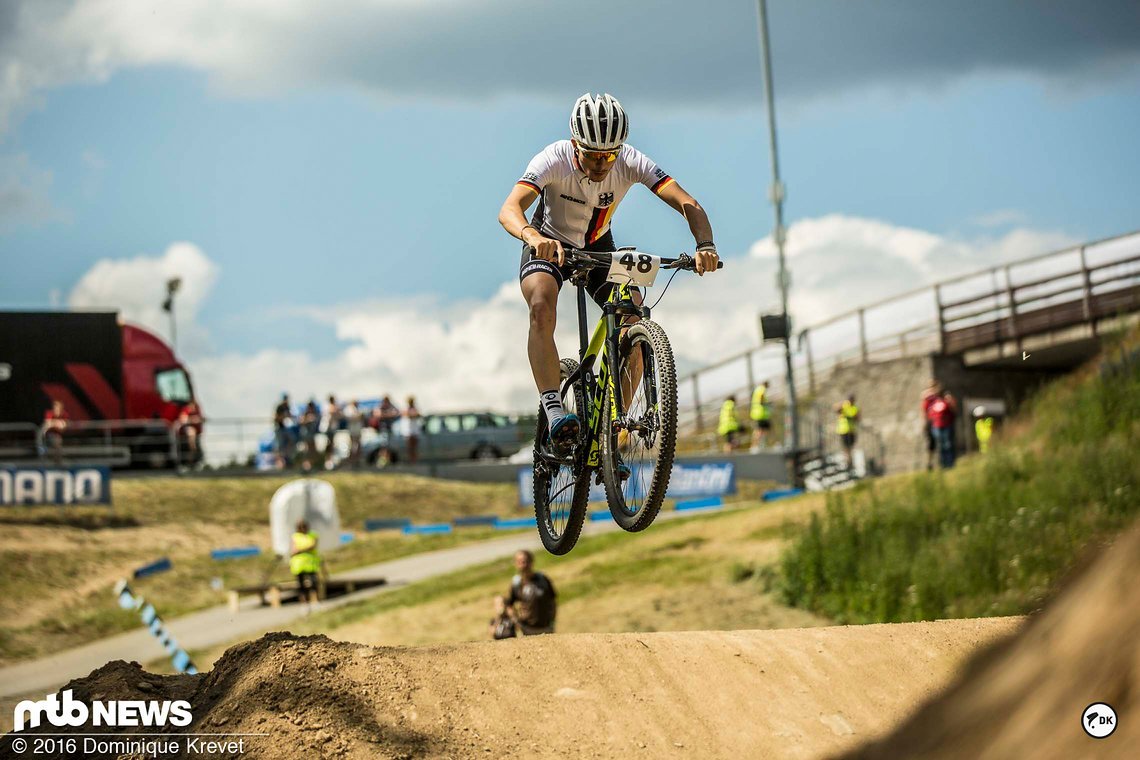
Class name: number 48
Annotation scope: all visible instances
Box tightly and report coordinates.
[619,253,653,274]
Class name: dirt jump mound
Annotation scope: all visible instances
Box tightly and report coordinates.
[6,522,1136,759]
[6,622,1019,759]
[839,521,1140,760]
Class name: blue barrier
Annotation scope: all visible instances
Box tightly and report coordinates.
[588,510,611,522]
[451,515,499,527]
[210,546,261,561]
[132,557,172,579]
[364,518,413,532]
[675,496,724,512]
[403,523,452,535]
[340,532,355,544]
[494,517,537,530]
[761,488,805,502]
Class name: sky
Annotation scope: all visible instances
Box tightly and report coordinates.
[2,0,1139,421]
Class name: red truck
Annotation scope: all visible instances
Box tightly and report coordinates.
[0,311,202,467]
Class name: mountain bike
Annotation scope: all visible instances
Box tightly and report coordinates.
[530,246,723,554]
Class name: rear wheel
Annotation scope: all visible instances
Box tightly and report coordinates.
[533,358,590,555]
[601,320,677,532]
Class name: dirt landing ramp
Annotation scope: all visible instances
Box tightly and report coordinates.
[839,523,1140,760]
[3,619,1017,760]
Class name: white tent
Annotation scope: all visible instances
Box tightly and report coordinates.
[268,479,341,558]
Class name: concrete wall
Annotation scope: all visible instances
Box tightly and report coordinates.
[813,355,936,473]
[812,353,1069,473]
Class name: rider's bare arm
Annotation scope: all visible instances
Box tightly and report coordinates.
[656,181,719,275]
[498,184,565,266]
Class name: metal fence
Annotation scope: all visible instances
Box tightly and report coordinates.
[676,229,1140,444]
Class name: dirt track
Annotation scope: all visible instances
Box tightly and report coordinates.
[6,522,1137,759]
[1,618,1018,759]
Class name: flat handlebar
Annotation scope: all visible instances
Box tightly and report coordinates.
[524,246,724,272]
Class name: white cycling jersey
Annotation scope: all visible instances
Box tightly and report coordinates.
[517,140,675,249]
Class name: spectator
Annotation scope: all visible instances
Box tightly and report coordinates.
[273,394,295,468]
[402,396,423,464]
[177,401,204,466]
[973,405,994,454]
[377,395,401,464]
[749,380,771,451]
[297,399,320,471]
[345,399,364,468]
[489,595,517,640]
[717,395,742,453]
[290,519,323,614]
[505,550,556,636]
[920,379,940,471]
[927,389,958,469]
[42,399,68,465]
[835,394,860,470]
[322,395,342,467]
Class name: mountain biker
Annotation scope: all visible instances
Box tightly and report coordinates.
[498,92,720,452]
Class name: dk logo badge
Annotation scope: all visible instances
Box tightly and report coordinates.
[1081,702,1117,739]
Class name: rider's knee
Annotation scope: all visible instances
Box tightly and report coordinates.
[528,297,557,334]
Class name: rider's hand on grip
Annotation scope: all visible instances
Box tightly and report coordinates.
[526,235,565,267]
[693,249,720,276]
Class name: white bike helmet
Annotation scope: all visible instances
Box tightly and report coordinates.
[570,93,628,150]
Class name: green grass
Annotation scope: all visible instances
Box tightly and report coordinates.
[0,472,531,664]
[776,333,1140,624]
[292,507,757,634]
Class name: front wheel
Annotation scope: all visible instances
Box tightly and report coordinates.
[601,320,678,531]
[533,358,590,555]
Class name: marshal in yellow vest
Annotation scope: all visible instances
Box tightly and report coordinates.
[290,531,320,575]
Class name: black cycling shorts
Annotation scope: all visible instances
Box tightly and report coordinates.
[519,230,632,307]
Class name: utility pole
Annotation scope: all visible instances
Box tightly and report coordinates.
[756,0,801,477]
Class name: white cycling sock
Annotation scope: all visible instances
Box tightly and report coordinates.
[540,389,565,429]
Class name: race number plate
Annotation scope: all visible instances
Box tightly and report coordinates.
[606,251,661,287]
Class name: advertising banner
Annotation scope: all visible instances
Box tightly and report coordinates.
[0,467,112,505]
[518,460,735,506]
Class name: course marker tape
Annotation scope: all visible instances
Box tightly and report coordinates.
[494,517,537,529]
[675,496,723,512]
[364,518,413,532]
[452,514,498,527]
[210,546,261,561]
[132,557,172,579]
[114,580,197,674]
[403,523,452,535]
[588,510,611,522]
[761,488,804,502]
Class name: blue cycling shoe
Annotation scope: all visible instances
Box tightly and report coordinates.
[617,462,632,481]
[547,414,581,451]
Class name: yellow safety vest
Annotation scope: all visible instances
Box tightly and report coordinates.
[975,417,994,453]
[718,400,741,436]
[290,531,320,575]
[836,402,859,435]
[750,386,770,421]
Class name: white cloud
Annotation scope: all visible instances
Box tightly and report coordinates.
[67,242,219,355]
[63,217,1081,428]
[1,0,1138,134]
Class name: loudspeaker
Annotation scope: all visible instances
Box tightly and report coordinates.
[760,313,790,342]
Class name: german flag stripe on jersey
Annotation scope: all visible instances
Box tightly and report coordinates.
[651,175,675,194]
[586,205,617,244]
[516,180,541,194]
